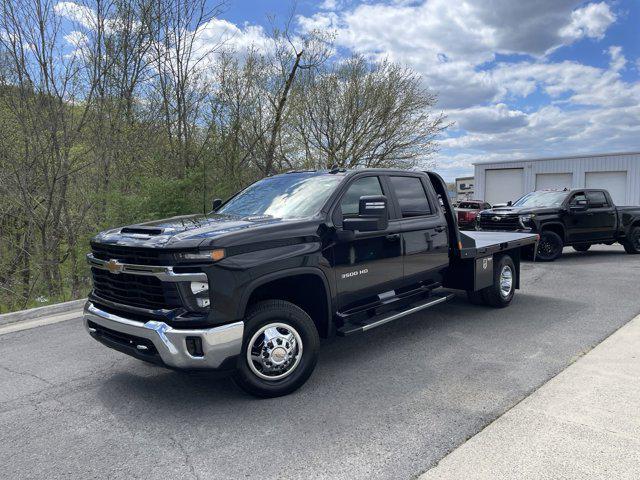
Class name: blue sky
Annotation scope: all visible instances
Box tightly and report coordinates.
[219,0,640,181]
[56,0,640,181]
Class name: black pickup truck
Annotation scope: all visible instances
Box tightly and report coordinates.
[478,189,640,261]
[85,169,537,397]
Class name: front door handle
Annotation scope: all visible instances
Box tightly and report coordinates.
[386,233,400,242]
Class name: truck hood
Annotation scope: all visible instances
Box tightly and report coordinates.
[93,213,303,249]
[482,206,561,216]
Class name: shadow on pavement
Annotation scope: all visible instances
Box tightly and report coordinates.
[95,290,584,412]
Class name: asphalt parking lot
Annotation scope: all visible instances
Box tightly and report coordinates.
[1,245,639,480]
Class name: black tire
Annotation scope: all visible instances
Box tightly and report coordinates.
[572,244,591,252]
[622,226,640,254]
[481,255,516,308]
[536,231,564,262]
[232,300,320,398]
[466,290,485,305]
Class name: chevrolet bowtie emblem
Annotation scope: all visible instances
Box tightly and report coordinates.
[106,259,124,274]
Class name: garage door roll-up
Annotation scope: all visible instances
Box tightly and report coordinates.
[585,171,627,205]
[484,168,524,205]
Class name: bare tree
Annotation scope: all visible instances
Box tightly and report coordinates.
[149,0,225,175]
[293,56,447,170]
[0,0,98,298]
[261,24,332,175]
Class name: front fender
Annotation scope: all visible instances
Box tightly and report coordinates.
[236,267,334,335]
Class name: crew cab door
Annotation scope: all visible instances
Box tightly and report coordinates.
[331,175,404,309]
[585,191,617,240]
[387,175,449,285]
[567,190,617,242]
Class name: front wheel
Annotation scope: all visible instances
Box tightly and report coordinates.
[232,300,319,398]
[481,255,516,308]
[622,226,640,254]
[536,231,564,261]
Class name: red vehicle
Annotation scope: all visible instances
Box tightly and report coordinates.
[456,200,491,229]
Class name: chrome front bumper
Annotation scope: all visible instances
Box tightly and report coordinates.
[84,302,244,370]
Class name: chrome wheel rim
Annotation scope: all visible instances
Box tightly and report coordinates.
[247,323,303,381]
[499,265,513,298]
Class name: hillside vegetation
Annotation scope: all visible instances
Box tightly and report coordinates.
[0,0,447,313]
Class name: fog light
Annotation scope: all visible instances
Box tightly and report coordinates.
[186,336,204,357]
[197,297,210,308]
[190,281,208,294]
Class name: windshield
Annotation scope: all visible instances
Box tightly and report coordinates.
[513,191,568,207]
[218,173,343,219]
[458,202,480,209]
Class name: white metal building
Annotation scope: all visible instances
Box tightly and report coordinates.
[474,152,640,206]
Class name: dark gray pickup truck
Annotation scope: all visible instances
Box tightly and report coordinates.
[478,189,640,261]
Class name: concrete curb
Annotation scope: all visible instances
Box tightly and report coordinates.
[0,298,86,327]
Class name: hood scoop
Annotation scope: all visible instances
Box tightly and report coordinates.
[120,226,164,236]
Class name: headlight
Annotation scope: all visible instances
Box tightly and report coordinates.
[519,214,535,228]
[176,249,225,262]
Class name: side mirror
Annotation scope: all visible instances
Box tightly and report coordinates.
[343,195,389,232]
[211,198,223,211]
[570,200,588,211]
[507,201,513,206]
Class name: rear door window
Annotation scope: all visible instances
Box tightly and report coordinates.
[389,176,432,217]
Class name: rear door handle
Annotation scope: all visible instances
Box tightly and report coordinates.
[434,226,445,232]
[386,233,400,241]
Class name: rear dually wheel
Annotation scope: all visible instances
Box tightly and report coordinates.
[481,255,516,308]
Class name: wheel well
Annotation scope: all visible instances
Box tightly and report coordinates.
[245,274,330,337]
[540,223,565,242]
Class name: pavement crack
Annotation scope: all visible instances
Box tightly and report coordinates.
[168,434,201,480]
[0,364,54,387]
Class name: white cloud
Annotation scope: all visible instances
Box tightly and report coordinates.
[448,104,528,134]
[193,18,272,56]
[299,1,636,180]
[54,1,96,29]
[299,1,616,64]
[608,45,626,72]
[319,0,339,10]
[559,2,616,42]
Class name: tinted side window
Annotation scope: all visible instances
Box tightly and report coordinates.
[587,191,608,207]
[570,193,587,205]
[389,176,432,217]
[340,176,383,216]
